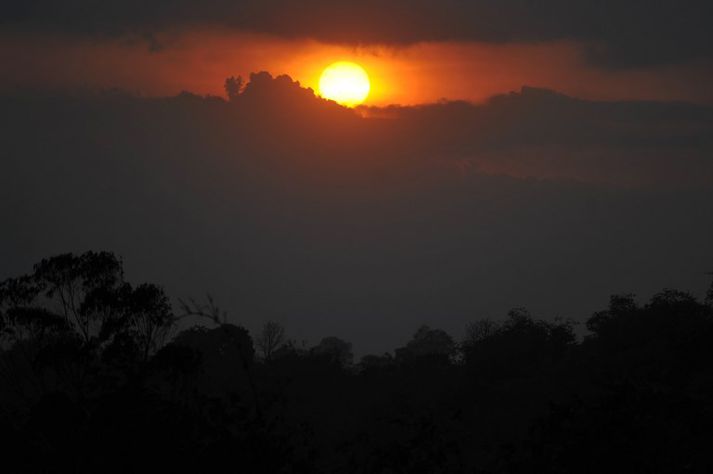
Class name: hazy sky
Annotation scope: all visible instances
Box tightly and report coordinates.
[2,2,713,354]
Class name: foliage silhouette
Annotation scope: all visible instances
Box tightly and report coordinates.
[256,321,286,361]
[224,75,244,101]
[1,252,713,473]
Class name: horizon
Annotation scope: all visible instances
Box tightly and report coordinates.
[9,74,713,107]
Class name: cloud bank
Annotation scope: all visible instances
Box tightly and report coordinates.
[4,0,713,68]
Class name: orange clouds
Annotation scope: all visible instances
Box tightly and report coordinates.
[2,29,713,105]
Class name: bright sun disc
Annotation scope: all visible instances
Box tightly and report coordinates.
[318,61,370,107]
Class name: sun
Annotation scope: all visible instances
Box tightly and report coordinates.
[318,61,371,107]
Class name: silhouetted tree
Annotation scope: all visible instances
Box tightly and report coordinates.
[120,283,175,363]
[3,250,713,473]
[395,325,455,363]
[311,336,353,367]
[463,309,576,380]
[0,252,175,400]
[27,251,124,343]
[270,338,308,359]
[179,293,228,325]
[464,318,497,345]
[178,296,262,418]
[256,321,286,361]
[358,353,394,373]
[224,75,244,101]
[151,342,201,402]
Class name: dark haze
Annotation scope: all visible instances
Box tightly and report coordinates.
[2,73,713,354]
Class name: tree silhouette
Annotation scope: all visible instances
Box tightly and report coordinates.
[464,318,497,345]
[256,320,286,361]
[178,295,262,418]
[395,325,456,363]
[224,75,244,101]
[311,336,353,367]
[2,251,712,473]
[0,251,175,401]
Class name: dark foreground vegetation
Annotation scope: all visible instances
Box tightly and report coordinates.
[2,252,712,473]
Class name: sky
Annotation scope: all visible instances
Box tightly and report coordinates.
[3,1,713,104]
[2,1,713,354]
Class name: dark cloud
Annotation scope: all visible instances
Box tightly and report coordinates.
[3,1,713,68]
[2,74,713,354]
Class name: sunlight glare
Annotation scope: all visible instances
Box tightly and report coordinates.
[318,61,371,107]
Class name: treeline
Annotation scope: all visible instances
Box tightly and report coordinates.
[1,252,712,473]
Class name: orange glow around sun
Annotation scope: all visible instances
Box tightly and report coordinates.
[3,30,712,106]
[318,61,371,106]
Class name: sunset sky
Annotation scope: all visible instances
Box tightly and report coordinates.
[2,1,713,354]
[3,1,713,104]
[3,5,713,472]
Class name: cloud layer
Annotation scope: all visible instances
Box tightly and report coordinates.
[4,0,713,68]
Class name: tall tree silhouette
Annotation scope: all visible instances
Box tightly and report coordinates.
[0,251,175,401]
[256,320,286,361]
[224,75,244,101]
